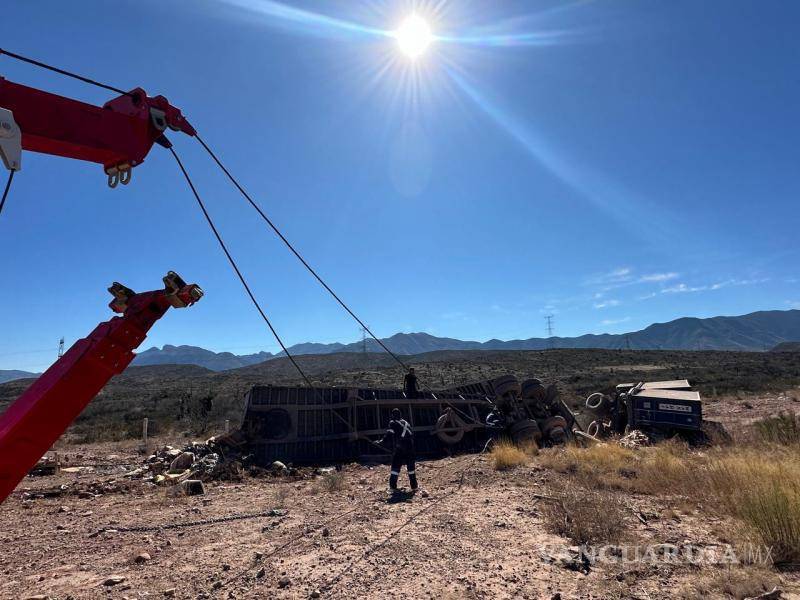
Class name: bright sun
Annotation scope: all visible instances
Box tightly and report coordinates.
[394,15,433,59]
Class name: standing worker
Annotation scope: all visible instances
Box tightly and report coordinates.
[403,368,419,399]
[378,408,418,494]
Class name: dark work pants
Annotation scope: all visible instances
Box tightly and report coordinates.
[389,450,417,490]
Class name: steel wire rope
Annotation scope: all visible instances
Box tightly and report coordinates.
[0,170,14,216]
[194,136,485,427]
[0,48,132,97]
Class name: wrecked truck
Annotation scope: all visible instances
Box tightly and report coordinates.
[233,375,574,466]
[583,379,729,445]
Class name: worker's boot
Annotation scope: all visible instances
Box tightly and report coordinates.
[389,471,399,491]
[408,471,418,491]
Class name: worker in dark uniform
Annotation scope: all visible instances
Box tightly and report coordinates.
[378,408,418,493]
[403,368,419,399]
[485,405,507,449]
[486,405,506,431]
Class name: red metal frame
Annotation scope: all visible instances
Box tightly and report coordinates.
[0,76,195,174]
[0,272,202,503]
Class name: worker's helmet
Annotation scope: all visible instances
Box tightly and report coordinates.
[391,408,402,419]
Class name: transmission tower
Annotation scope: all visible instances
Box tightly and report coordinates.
[545,315,554,349]
[360,326,368,355]
[57,337,65,358]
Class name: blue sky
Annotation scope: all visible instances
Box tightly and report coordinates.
[1,0,798,371]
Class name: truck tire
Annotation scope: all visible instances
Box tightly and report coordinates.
[509,418,542,447]
[542,416,568,445]
[492,375,521,399]
[435,411,466,445]
[521,378,546,401]
[585,393,609,411]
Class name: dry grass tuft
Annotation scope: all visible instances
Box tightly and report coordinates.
[539,439,700,495]
[706,448,800,566]
[490,440,532,471]
[635,441,695,494]
[538,442,641,491]
[755,412,800,445]
[540,485,628,545]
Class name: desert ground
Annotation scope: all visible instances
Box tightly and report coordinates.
[2,350,800,599]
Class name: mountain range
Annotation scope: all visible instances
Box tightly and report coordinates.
[129,309,800,372]
[0,370,40,384]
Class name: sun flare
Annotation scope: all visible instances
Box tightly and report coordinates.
[394,15,433,59]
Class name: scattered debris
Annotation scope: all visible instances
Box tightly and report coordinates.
[179,479,205,496]
[619,429,650,449]
[745,588,783,600]
[101,576,126,586]
[28,452,61,476]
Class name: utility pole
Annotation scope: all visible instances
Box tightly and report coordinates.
[545,315,554,349]
[57,337,65,359]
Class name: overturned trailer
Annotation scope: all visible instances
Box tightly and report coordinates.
[236,375,574,465]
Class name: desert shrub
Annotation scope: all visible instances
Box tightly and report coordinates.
[490,440,530,470]
[755,412,800,445]
[706,449,800,566]
[316,471,346,493]
[540,486,628,545]
[274,484,291,508]
[678,566,779,600]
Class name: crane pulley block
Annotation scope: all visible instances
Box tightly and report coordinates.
[0,76,195,186]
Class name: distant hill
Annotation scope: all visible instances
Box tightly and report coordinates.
[122,309,800,371]
[772,342,800,352]
[133,345,273,371]
[0,370,39,384]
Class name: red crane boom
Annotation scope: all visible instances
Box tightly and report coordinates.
[0,75,195,186]
[0,273,202,503]
[0,66,204,504]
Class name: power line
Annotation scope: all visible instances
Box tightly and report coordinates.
[544,315,554,349]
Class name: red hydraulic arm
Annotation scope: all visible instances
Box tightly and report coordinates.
[0,76,195,186]
[0,272,203,504]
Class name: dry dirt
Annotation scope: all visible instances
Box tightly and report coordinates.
[3,390,800,600]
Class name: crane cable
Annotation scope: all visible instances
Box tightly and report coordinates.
[195,135,410,371]
[0,48,410,375]
[195,136,485,426]
[0,47,483,428]
[170,144,392,453]
[0,170,13,216]
[169,146,316,392]
[0,48,132,97]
